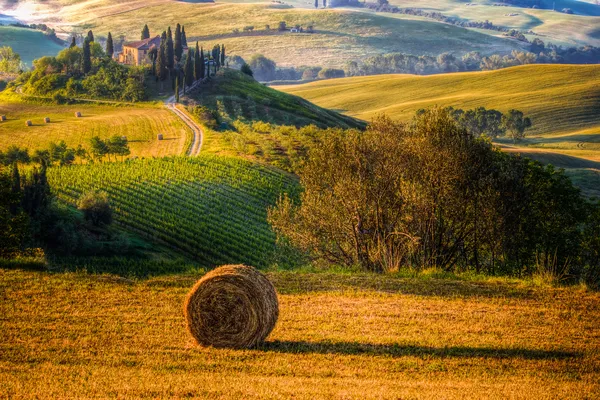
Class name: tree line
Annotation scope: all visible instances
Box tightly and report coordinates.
[269,108,600,286]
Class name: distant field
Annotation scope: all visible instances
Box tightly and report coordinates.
[0,25,65,66]
[0,94,189,157]
[2,268,599,398]
[48,156,299,268]
[276,64,600,137]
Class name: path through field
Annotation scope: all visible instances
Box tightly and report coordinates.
[165,103,203,156]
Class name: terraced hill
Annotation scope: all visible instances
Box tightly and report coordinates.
[47,156,299,268]
[276,64,600,137]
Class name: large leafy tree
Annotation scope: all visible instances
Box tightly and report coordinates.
[502,109,532,142]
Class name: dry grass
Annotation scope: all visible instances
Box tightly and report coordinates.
[1,268,599,399]
[0,94,190,157]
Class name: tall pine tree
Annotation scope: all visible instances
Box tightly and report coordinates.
[220,44,225,67]
[181,26,188,47]
[194,42,202,81]
[174,23,183,62]
[184,50,194,87]
[175,76,180,103]
[166,27,174,70]
[82,38,92,74]
[200,47,205,79]
[86,30,94,43]
[141,24,150,40]
[70,36,77,48]
[106,32,114,59]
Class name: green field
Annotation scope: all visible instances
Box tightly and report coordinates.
[0,25,65,66]
[47,156,299,269]
[2,268,599,398]
[0,93,190,157]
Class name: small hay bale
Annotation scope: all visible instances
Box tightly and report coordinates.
[44,117,50,123]
[157,133,164,141]
[184,265,279,349]
[121,136,127,141]
[75,112,82,118]
[25,120,32,127]
[0,115,6,122]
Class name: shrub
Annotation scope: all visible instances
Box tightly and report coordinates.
[78,190,113,227]
[241,63,253,77]
[317,68,345,79]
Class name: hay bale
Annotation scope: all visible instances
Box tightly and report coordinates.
[0,115,6,122]
[157,133,164,141]
[75,112,82,118]
[121,136,127,141]
[44,117,50,123]
[184,265,279,349]
[25,120,32,126]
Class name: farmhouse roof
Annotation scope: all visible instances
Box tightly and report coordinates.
[123,36,161,50]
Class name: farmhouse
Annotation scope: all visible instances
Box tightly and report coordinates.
[117,36,161,66]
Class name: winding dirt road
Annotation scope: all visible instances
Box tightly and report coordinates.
[166,103,203,156]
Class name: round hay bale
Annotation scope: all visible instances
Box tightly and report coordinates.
[0,115,6,122]
[157,133,164,141]
[44,117,50,123]
[184,265,279,349]
[75,112,82,118]
[25,120,32,126]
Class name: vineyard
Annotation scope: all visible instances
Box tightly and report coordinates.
[47,156,299,267]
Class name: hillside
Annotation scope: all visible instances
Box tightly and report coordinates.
[3,268,600,398]
[0,25,64,66]
[276,64,600,137]
[47,156,299,269]
[190,69,363,129]
[0,93,191,158]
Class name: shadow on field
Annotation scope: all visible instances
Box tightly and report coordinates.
[269,273,538,299]
[260,340,580,360]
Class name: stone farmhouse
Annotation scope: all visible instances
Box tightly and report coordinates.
[117,36,189,66]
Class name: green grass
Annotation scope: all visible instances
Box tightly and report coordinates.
[0,25,65,66]
[0,92,190,157]
[2,268,599,398]
[191,69,363,129]
[47,155,299,268]
[276,64,600,137]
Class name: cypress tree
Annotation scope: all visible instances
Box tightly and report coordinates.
[174,23,183,62]
[142,24,150,40]
[82,38,92,74]
[323,0,327,7]
[106,32,114,59]
[166,27,174,70]
[156,32,168,81]
[194,42,202,81]
[86,30,94,43]
[184,50,194,87]
[220,44,225,67]
[70,36,77,48]
[175,76,180,103]
[181,26,188,47]
[200,47,205,78]
[315,0,318,8]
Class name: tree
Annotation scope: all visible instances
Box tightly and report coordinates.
[315,0,318,8]
[78,190,113,227]
[200,47,205,79]
[220,44,225,67]
[502,109,532,142]
[107,135,130,160]
[70,36,77,48]
[48,141,75,166]
[174,23,183,62]
[241,63,253,77]
[0,47,22,74]
[194,42,202,81]
[181,26,188,47]
[156,32,168,81]
[86,30,94,43]
[175,75,180,103]
[82,38,92,74]
[89,136,109,161]
[142,24,150,40]
[0,166,29,258]
[248,54,276,81]
[184,50,194,87]
[148,47,158,75]
[278,21,287,31]
[166,26,174,70]
[106,32,114,59]
[323,0,327,7]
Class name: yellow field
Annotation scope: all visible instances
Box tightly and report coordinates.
[1,268,599,398]
[0,95,191,158]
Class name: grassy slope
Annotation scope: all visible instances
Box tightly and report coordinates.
[191,69,363,129]
[0,93,190,157]
[0,25,65,66]
[276,64,600,137]
[47,156,299,269]
[2,268,599,398]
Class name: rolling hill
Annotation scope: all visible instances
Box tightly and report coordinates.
[0,25,65,66]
